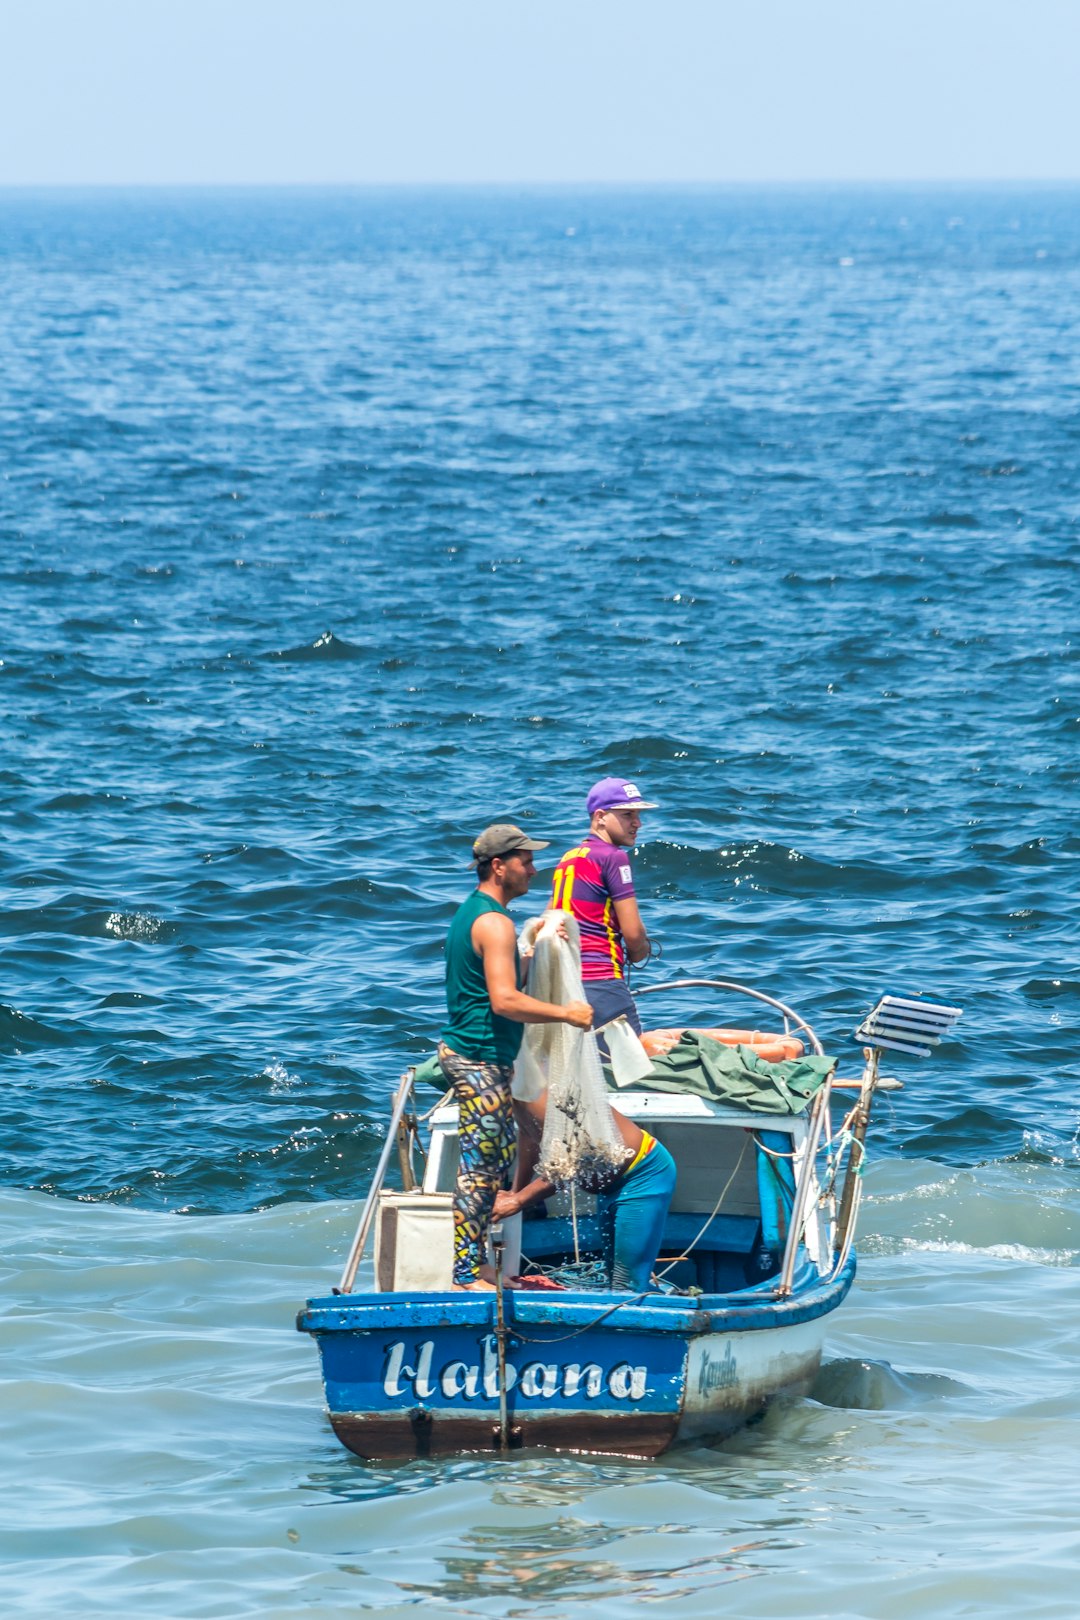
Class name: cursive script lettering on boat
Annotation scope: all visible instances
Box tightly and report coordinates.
[382,1335,647,1402]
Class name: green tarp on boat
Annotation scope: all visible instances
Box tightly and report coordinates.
[412,1032,836,1117]
[612,1031,837,1116]
[412,1053,445,1089]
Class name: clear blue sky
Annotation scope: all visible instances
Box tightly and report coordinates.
[2,0,1078,186]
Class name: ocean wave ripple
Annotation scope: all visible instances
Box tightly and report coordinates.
[1,188,1078,1213]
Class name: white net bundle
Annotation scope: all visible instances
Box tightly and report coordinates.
[514,911,625,1185]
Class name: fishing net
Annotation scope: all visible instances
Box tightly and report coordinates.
[515,911,625,1185]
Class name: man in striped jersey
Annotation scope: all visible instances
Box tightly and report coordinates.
[549,776,657,1046]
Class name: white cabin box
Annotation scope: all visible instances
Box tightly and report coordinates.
[374,1189,523,1291]
[375,1191,454,1292]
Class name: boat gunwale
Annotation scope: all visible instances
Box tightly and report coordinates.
[298,1253,856,1338]
[424,1091,814,1130]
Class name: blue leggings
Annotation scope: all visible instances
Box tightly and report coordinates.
[597,1140,677,1292]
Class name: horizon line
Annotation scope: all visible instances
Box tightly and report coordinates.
[1,176,1080,193]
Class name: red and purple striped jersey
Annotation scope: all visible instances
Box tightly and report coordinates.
[550,834,636,981]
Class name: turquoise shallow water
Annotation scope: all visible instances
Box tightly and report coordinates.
[1,186,1078,1614]
[3,1165,1078,1618]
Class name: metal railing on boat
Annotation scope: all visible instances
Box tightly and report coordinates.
[338,1068,416,1295]
[634,977,828,1297]
[633,978,825,1057]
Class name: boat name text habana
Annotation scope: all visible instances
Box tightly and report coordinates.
[383,1335,648,1402]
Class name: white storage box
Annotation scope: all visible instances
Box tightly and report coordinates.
[375,1191,454,1292]
[373,1190,522,1291]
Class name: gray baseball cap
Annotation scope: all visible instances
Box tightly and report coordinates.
[471,823,551,863]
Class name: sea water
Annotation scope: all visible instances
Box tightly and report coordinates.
[1,186,1078,1617]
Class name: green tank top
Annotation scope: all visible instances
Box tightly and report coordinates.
[441,890,523,1066]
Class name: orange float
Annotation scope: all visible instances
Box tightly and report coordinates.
[641,1027,805,1064]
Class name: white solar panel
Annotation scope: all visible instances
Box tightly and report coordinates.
[855,994,963,1058]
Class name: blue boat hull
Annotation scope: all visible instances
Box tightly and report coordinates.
[297,1256,856,1459]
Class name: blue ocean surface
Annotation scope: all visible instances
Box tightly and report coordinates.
[1,186,1078,1617]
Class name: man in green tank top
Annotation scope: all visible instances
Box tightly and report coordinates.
[439,823,593,1291]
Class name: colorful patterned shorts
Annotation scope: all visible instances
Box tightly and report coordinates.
[437,1044,517,1285]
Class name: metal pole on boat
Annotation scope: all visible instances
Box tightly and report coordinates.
[493,1238,511,1453]
[775,1078,831,1298]
[395,1087,417,1192]
[337,1069,416,1295]
[835,1046,878,1257]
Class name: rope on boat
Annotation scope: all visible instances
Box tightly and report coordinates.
[510,1288,650,1345]
[536,1258,609,1290]
[825,1134,865,1282]
[752,1133,798,1160]
[416,1088,453,1122]
[752,1110,862,1283]
[754,1082,883,1275]
[819,1099,862,1202]
[653,1133,752,1280]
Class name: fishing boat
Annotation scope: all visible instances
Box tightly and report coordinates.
[297,985,960,1459]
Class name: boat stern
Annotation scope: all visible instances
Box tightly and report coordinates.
[297,1291,689,1459]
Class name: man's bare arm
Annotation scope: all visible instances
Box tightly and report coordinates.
[474,912,593,1028]
[612,895,650,963]
[493,1178,555,1219]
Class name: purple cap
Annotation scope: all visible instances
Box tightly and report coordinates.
[586,777,659,815]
